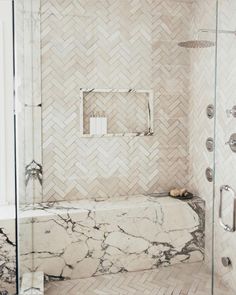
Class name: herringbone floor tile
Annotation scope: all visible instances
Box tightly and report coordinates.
[44,262,234,295]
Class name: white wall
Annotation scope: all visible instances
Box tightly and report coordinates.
[0,0,14,204]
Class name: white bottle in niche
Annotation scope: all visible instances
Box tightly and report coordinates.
[95,112,101,135]
[90,112,97,135]
[90,112,107,135]
[100,111,107,135]
[96,112,100,135]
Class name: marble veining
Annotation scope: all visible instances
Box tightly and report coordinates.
[19,195,205,281]
[0,218,16,295]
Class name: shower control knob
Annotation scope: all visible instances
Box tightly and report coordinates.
[206,137,214,152]
[226,105,236,118]
[206,104,214,119]
[225,133,236,153]
[225,139,236,145]
[221,257,231,267]
[205,167,213,182]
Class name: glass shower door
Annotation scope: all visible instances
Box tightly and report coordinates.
[12,0,233,294]
[213,1,236,294]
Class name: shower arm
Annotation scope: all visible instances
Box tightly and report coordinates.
[197,28,236,37]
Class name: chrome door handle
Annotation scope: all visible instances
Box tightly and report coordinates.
[219,185,236,232]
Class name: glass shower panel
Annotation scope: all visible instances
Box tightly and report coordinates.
[14,0,42,292]
[213,0,236,294]
[12,0,224,294]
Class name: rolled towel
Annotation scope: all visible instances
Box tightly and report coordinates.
[169,188,180,197]
[169,188,193,199]
[179,188,187,196]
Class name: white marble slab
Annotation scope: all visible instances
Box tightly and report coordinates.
[19,195,205,281]
[0,217,16,294]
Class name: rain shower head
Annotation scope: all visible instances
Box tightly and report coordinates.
[178,40,215,48]
[178,28,236,49]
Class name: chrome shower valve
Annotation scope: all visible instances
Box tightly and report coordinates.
[226,105,236,118]
[225,133,236,152]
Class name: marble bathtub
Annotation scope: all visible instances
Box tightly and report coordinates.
[19,194,205,281]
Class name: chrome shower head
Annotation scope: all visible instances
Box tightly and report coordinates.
[178,40,215,48]
[178,28,236,49]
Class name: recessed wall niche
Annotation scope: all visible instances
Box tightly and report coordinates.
[80,88,154,137]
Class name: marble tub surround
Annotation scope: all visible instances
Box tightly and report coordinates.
[0,214,16,295]
[19,195,205,281]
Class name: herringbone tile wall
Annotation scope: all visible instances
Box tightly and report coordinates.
[188,0,216,269]
[41,0,192,202]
